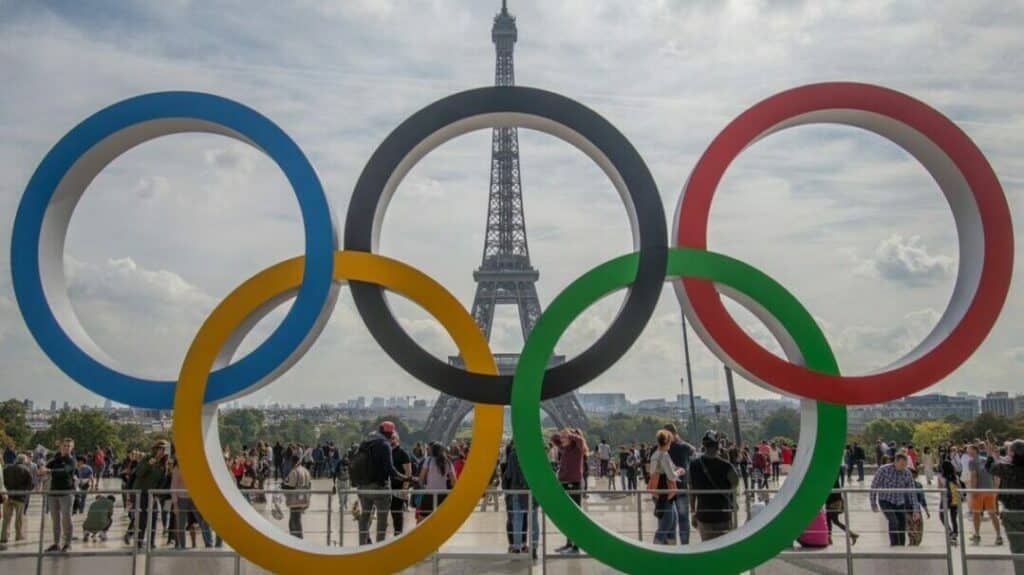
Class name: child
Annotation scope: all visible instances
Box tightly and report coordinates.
[908,468,931,546]
[82,495,116,542]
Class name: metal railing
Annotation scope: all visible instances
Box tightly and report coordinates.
[1,485,1021,574]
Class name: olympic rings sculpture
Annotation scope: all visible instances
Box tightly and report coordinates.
[10,82,1012,575]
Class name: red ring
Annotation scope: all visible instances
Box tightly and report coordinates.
[676,82,1013,405]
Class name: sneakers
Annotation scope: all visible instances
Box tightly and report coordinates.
[996,536,1004,546]
[554,544,572,553]
[971,534,981,545]
[44,544,61,553]
[850,533,859,546]
[61,544,71,553]
[556,545,580,554]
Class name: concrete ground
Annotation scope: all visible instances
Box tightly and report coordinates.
[0,475,1016,574]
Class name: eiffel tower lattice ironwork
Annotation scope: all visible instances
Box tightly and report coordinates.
[421,1,588,443]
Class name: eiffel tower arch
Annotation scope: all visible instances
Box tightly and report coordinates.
[422,2,587,444]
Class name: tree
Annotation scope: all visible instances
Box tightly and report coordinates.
[859,418,915,446]
[760,408,800,444]
[218,408,265,450]
[912,420,957,449]
[952,412,1024,443]
[266,419,318,446]
[0,399,31,448]
[36,410,123,455]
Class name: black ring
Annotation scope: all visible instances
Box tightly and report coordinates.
[344,86,667,404]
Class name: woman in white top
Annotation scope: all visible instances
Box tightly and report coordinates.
[650,430,678,544]
[417,443,456,523]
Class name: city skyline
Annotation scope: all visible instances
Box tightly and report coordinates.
[1,2,1023,408]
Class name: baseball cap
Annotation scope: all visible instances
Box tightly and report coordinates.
[702,430,719,445]
[379,421,396,437]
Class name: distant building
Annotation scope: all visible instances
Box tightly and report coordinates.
[981,392,1015,418]
[578,393,629,414]
[50,400,57,412]
[1016,395,1024,416]
[370,397,387,409]
[636,398,672,411]
[23,399,33,412]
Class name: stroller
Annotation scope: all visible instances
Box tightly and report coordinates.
[83,496,116,542]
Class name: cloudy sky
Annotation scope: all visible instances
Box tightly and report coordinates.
[1,1,1022,409]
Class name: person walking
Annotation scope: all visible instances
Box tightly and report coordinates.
[938,459,964,545]
[985,434,1024,574]
[922,447,936,485]
[417,443,455,523]
[132,441,171,549]
[282,454,311,539]
[825,473,858,546]
[39,438,76,552]
[689,431,738,541]
[351,421,407,545]
[388,433,412,537]
[650,429,679,544]
[554,428,585,554]
[967,443,1004,546]
[852,442,866,483]
[870,453,915,546]
[664,424,694,544]
[597,439,612,479]
[1,455,33,548]
[502,441,539,557]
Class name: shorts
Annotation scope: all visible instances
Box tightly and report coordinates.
[970,493,997,513]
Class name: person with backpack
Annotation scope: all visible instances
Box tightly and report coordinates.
[350,421,409,545]
[282,454,311,539]
[938,459,963,545]
[417,443,455,523]
[689,431,739,541]
[1,454,33,548]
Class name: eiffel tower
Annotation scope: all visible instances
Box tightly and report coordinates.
[421,1,588,443]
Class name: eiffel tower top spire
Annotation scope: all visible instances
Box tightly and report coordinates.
[492,1,517,54]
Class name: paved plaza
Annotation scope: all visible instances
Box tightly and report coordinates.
[0,475,1017,574]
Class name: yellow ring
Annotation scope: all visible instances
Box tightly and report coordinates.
[173,251,502,573]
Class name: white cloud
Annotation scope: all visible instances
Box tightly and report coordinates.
[1,0,1022,406]
[851,234,957,287]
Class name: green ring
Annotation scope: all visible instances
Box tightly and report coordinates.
[511,247,846,574]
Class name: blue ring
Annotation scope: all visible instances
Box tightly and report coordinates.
[10,92,337,408]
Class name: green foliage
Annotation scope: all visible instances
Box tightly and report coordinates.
[759,408,800,444]
[586,413,677,447]
[34,409,123,454]
[218,408,266,450]
[266,419,318,446]
[0,399,31,447]
[952,412,1024,443]
[912,420,957,449]
[859,418,916,446]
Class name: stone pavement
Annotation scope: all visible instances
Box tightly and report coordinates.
[0,475,1016,574]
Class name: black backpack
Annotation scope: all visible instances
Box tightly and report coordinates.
[348,440,374,487]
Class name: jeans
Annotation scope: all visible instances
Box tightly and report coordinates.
[358,486,391,545]
[136,492,161,547]
[1,499,26,542]
[673,492,691,544]
[879,500,910,546]
[856,461,865,482]
[174,498,213,548]
[289,508,304,539]
[47,494,73,546]
[941,505,959,538]
[654,498,677,544]
[509,493,539,551]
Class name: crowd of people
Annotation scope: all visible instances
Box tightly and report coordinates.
[0,424,1021,568]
